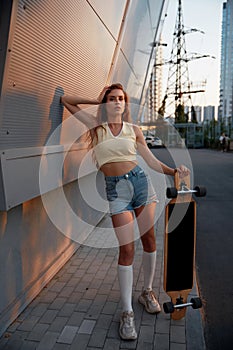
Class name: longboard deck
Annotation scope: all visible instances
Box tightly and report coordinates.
[164,174,197,319]
[164,201,196,292]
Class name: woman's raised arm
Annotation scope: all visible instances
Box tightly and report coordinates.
[60,94,100,129]
[60,86,110,129]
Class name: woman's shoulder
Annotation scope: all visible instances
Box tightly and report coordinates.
[123,122,142,138]
[123,121,137,130]
[123,121,138,128]
[131,123,142,134]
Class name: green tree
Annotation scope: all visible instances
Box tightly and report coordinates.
[191,106,197,123]
[175,103,186,123]
[157,96,166,118]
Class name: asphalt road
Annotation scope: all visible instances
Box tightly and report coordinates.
[152,147,233,350]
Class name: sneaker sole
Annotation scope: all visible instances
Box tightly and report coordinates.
[119,323,137,340]
[119,331,137,340]
[138,295,161,314]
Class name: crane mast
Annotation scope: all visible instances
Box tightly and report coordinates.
[158,0,209,123]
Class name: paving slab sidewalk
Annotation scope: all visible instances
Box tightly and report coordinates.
[0,214,205,350]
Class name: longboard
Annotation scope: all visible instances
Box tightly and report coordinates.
[163,172,206,320]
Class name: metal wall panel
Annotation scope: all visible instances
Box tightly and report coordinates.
[0,0,117,149]
[0,0,167,150]
[0,0,13,96]
[113,0,167,105]
[0,0,168,209]
[87,0,126,40]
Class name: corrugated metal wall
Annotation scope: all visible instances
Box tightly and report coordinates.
[113,0,166,101]
[0,0,166,150]
[0,0,168,336]
[0,0,125,148]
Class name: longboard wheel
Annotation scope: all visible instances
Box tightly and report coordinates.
[166,187,178,198]
[194,186,207,197]
[163,301,175,313]
[190,297,202,309]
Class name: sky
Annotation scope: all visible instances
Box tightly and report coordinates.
[161,0,224,109]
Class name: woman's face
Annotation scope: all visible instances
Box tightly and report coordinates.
[105,89,125,117]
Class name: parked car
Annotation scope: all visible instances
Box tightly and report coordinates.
[144,135,163,148]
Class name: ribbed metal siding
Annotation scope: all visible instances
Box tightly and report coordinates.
[0,0,124,149]
[113,0,166,103]
[87,0,126,41]
[0,0,167,150]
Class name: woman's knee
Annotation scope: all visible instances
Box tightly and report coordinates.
[118,244,135,265]
[141,230,156,252]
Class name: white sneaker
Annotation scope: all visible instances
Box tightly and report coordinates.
[138,289,161,314]
[119,311,137,340]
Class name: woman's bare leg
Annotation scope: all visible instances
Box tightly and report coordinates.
[135,203,161,313]
[135,202,156,252]
[111,211,135,265]
[135,203,157,289]
[111,211,135,315]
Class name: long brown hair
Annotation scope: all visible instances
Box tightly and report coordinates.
[89,83,131,148]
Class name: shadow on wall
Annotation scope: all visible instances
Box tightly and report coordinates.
[45,86,64,145]
[1,88,63,149]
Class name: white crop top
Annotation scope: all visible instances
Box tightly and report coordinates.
[93,122,137,168]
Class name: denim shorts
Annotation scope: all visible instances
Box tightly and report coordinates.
[104,165,158,216]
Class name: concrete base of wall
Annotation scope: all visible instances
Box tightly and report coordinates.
[0,242,78,336]
[0,173,106,337]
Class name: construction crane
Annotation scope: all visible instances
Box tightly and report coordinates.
[157,0,215,123]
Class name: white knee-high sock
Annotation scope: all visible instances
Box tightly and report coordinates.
[143,250,157,291]
[118,264,133,312]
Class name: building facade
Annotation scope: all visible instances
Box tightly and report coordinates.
[193,106,203,123]
[144,37,165,123]
[218,0,233,136]
[203,105,215,122]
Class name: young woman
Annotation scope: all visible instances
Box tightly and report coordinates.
[61,83,189,340]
